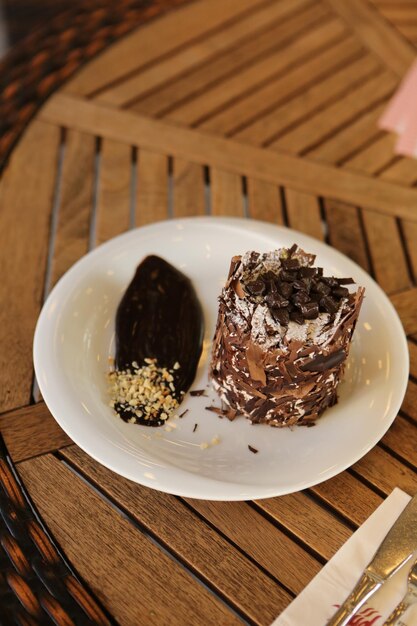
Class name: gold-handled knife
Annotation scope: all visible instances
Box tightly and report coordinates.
[327,494,417,626]
[383,557,417,625]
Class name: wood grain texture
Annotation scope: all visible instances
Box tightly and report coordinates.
[210,168,243,216]
[132,5,338,122]
[247,178,284,224]
[342,135,411,294]
[96,139,132,244]
[271,71,396,155]
[352,445,417,497]
[311,472,383,527]
[173,25,356,133]
[172,158,205,217]
[19,454,242,626]
[409,340,417,379]
[402,380,417,423]
[50,129,95,287]
[389,288,417,335]
[1,402,70,463]
[100,0,315,107]
[325,0,416,76]
[39,94,417,221]
[253,493,352,560]
[284,188,324,240]
[64,0,264,96]
[136,149,168,225]
[235,54,382,147]
[0,121,59,412]
[59,446,292,623]
[183,498,321,594]
[382,416,417,471]
[307,104,386,165]
[157,10,343,126]
[323,199,371,272]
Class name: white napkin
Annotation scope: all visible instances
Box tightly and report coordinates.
[273,488,417,626]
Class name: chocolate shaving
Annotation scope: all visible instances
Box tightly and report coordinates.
[193,423,198,432]
[248,445,258,454]
[190,389,207,396]
[246,342,266,385]
[179,409,189,418]
[205,406,237,420]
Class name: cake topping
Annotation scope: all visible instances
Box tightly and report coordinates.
[240,247,355,326]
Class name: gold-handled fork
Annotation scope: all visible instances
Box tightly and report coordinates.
[384,557,417,625]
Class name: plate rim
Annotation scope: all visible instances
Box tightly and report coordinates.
[33,216,409,500]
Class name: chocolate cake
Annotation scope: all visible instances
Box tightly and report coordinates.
[210,245,364,427]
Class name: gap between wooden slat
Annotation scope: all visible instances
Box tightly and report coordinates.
[66,0,271,97]
[0,121,60,413]
[57,446,292,623]
[19,454,244,626]
[324,0,415,77]
[136,5,339,121]
[99,0,316,108]
[192,20,353,133]
[39,94,417,222]
[56,454,250,626]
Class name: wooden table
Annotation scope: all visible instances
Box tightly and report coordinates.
[1,0,417,623]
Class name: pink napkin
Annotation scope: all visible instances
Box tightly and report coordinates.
[272,488,417,626]
[379,60,417,157]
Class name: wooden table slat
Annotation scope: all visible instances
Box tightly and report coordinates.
[1,402,71,463]
[58,446,293,623]
[246,179,285,225]
[0,120,60,413]
[173,158,206,218]
[323,199,371,272]
[50,129,96,288]
[39,94,417,221]
[271,71,396,155]
[64,0,265,97]
[19,454,243,626]
[98,0,316,108]
[235,55,382,147]
[96,138,132,245]
[154,5,340,131]
[175,25,357,133]
[284,188,324,241]
[325,0,416,77]
[136,149,169,225]
[210,168,244,217]
[149,6,340,125]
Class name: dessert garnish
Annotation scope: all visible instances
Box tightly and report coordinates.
[210,245,364,427]
[109,255,204,426]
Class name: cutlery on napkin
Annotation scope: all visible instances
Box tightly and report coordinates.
[272,489,417,626]
[384,557,417,626]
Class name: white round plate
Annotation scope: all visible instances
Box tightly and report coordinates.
[34,217,409,500]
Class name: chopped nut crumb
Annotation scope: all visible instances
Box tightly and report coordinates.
[211,436,220,445]
[108,359,180,425]
[200,442,209,450]
[173,362,181,370]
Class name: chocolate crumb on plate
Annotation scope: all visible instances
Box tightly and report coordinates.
[248,445,259,454]
[179,409,189,418]
[190,389,207,397]
[193,423,198,432]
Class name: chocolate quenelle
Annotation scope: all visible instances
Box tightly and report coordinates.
[112,255,204,426]
[210,245,364,427]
